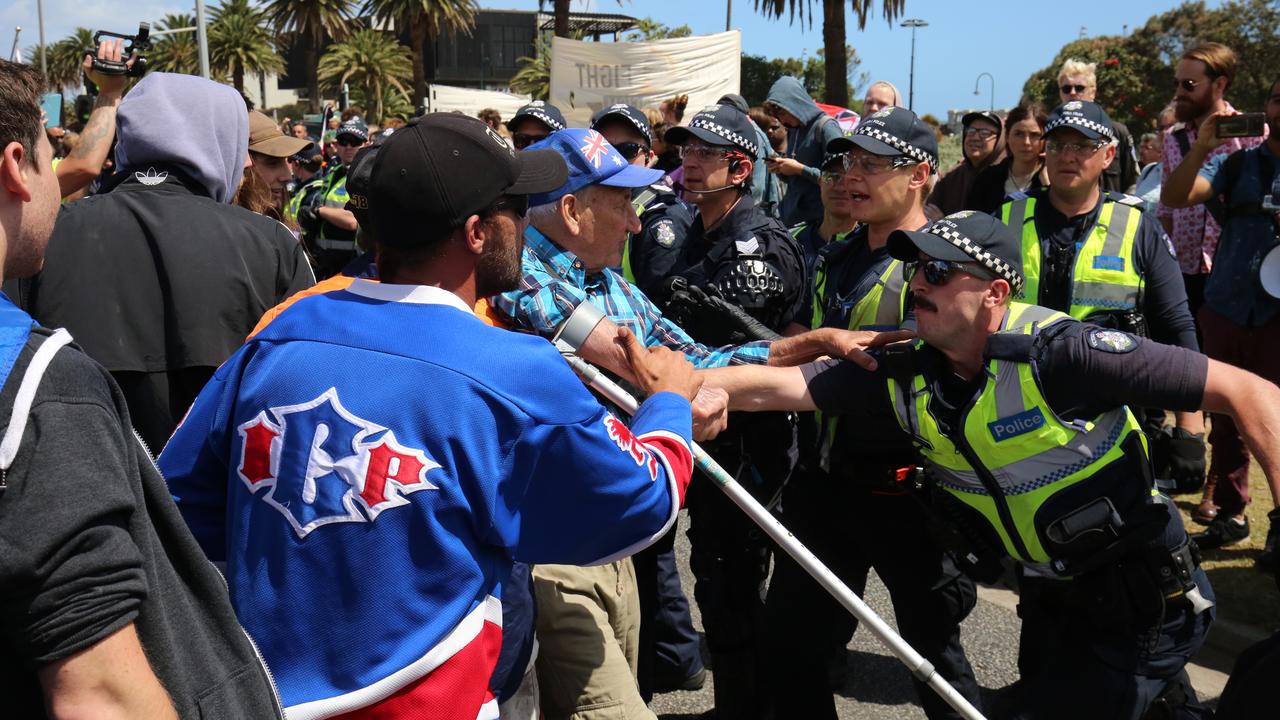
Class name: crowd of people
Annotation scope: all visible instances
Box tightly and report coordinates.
[2,30,1280,720]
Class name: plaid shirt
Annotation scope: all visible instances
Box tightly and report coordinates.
[491,227,770,367]
[1158,102,1267,274]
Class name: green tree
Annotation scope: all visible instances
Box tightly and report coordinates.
[318,28,413,121]
[625,18,693,41]
[210,0,285,92]
[361,0,478,109]
[27,28,95,91]
[510,33,552,101]
[740,45,866,107]
[752,0,905,107]
[149,13,202,75]
[266,0,355,111]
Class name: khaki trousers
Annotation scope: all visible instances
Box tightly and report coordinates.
[532,559,655,720]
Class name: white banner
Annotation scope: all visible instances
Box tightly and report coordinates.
[426,84,531,121]
[549,31,742,128]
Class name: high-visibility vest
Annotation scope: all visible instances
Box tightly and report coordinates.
[887,302,1147,570]
[1001,196,1144,319]
[806,229,907,331]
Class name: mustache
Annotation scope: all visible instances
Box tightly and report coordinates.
[914,294,937,312]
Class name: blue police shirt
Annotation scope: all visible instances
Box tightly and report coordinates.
[1201,142,1280,327]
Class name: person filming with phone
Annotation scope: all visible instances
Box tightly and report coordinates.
[1162,77,1280,562]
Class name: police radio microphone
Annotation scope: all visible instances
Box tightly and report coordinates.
[673,180,740,196]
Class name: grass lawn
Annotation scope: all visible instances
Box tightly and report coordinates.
[1174,460,1280,631]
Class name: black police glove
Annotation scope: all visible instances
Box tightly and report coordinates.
[665,280,780,345]
[1166,428,1206,494]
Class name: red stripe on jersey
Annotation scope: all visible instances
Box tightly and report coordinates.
[330,619,501,720]
[636,430,694,506]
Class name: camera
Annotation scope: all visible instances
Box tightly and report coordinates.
[86,22,152,78]
[1217,112,1265,139]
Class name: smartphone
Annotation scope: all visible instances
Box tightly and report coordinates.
[1217,113,1265,138]
[41,93,63,128]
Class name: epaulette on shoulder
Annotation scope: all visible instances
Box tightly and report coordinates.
[1107,192,1144,207]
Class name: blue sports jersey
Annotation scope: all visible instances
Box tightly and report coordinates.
[159,279,693,720]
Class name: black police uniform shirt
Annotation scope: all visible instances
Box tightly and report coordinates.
[801,320,1208,549]
[1016,188,1198,351]
[628,183,695,301]
[667,193,808,331]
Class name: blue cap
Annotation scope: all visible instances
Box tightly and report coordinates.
[527,128,665,206]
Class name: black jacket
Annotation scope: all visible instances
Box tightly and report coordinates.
[13,166,315,447]
[0,327,283,719]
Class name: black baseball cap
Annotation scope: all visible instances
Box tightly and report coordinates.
[827,106,938,173]
[366,114,567,246]
[1044,100,1115,142]
[888,210,1025,295]
[664,104,759,156]
[717,93,750,114]
[507,101,567,132]
[344,145,378,226]
[961,110,1003,134]
[590,103,652,145]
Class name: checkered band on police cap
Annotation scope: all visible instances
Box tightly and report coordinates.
[688,114,758,156]
[1043,113,1114,141]
[855,125,937,172]
[926,218,1025,294]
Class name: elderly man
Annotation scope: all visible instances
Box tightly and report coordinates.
[699,209,1279,719]
[1057,58,1138,193]
[14,72,314,450]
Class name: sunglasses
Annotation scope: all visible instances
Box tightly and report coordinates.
[512,132,548,150]
[486,194,529,219]
[1172,78,1206,93]
[905,259,995,286]
[1060,84,1089,95]
[336,137,363,147]
[612,142,650,161]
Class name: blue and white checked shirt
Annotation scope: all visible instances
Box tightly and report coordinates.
[492,227,771,367]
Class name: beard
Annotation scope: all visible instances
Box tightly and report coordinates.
[475,222,524,297]
[1174,92,1214,123]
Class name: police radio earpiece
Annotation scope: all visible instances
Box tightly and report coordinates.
[676,151,749,196]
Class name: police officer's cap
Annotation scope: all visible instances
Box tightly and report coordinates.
[1044,100,1115,142]
[590,104,651,145]
[888,211,1025,295]
[828,106,938,173]
[336,117,369,143]
[664,104,759,157]
[366,114,567,246]
[507,101,568,132]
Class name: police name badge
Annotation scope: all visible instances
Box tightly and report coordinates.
[655,219,677,248]
[1086,329,1137,353]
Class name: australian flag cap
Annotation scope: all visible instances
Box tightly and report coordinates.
[527,128,665,206]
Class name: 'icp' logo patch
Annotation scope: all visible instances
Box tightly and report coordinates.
[237,388,441,537]
[988,407,1047,442]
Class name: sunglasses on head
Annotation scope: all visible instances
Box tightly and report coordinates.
[486,194,529,219]
[905,258,995,286]
[612,141,650,161]
[1060,84,1089,95]
[512,132,548,150]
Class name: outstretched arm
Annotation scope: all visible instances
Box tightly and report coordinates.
[701,364,816,412]
[1201,359,1280,507]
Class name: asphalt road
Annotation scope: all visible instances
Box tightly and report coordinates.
[649,512,1228,719]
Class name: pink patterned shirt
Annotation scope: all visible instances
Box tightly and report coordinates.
[1158,102,1267,275]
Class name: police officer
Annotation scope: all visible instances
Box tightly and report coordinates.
[701,210,1271,719]
[297,117,367,278]
[785,150,858,313]
[766,109,983,720]
[506,100,567,150]
[999,100,1207,494]
[591,103,695,301]
[588,103,707,697]
[660,103,807,719]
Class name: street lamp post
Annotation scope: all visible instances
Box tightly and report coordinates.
[194,0,210,79]
[900,18,927,112]
[974,72,994,111]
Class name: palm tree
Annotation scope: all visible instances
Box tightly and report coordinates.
[361,0,478,110]
[28,28,96,91]
[150,13,202,75]
[209,0,285,92]
[753,0,905,107]
[509,33,552,100]
[318,28,412,121]
[266,0,355,111]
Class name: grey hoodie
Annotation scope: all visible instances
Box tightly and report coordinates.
[766,76,843,227]
[116,73,248,204]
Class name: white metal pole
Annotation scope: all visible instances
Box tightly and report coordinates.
[37,0,47,76]
[557,349,989,720]
[195,0,210,79]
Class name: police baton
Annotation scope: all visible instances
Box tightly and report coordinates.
[554,343,988,720]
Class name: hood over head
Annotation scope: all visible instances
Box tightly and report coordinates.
[116,73,248,203]
[766,76,824,124]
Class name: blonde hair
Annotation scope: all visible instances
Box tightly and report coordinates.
[866,80,904,107]
[1057,58,1096,86]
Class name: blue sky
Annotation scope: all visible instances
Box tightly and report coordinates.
[3,0,1225,118]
